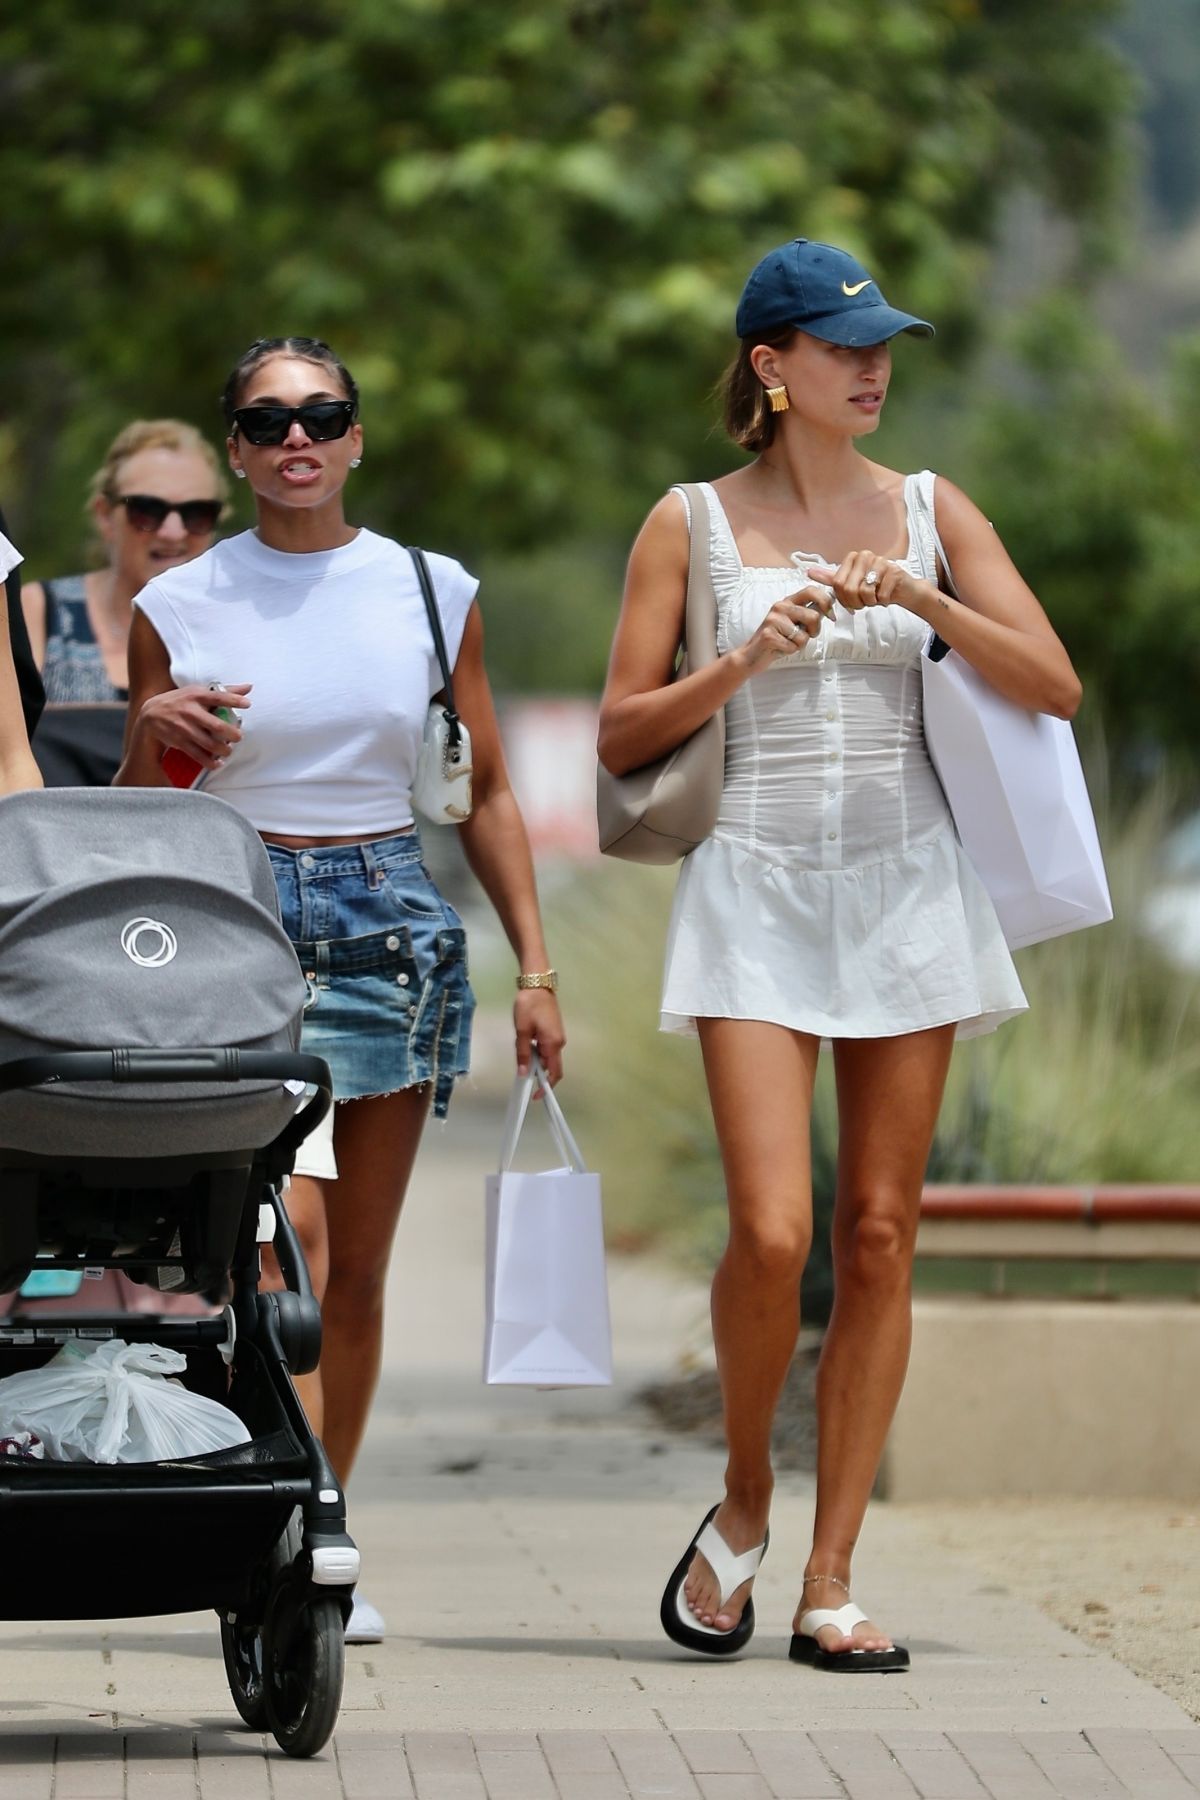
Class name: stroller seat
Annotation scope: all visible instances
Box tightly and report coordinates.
[0,788,309,1295]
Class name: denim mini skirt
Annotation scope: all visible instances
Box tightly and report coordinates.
[266,830,474,1119]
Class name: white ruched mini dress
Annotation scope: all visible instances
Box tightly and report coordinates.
[660,472,1028,1041]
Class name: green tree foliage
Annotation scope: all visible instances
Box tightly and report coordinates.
[965,299,1200,767]
[1,0,1132,570]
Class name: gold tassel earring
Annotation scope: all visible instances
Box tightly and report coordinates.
[766,385,790,414]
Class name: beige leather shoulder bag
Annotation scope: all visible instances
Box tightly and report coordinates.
[596,483,726,864]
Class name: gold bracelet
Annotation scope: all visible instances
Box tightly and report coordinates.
[516,970,558,992]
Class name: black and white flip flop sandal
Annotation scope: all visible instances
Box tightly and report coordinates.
[659,1503,768,1657]
[789,1602,910,1673]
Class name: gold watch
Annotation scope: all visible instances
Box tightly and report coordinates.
[516,970,558,992]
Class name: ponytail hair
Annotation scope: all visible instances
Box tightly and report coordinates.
[720,329,797,452]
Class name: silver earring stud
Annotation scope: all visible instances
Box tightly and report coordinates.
[234,468,246,480]
[350,457,362,469]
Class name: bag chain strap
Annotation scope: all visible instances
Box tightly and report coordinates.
[408,547,464,754]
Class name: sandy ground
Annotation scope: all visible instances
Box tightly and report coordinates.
[895,1498,1200,1723]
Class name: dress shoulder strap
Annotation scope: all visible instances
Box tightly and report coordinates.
[906,471,955,593]
[671,481,741,600]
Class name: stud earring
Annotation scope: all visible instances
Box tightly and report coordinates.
[234,468,247,479]
[766,385,790,414]
[349,457,362,468]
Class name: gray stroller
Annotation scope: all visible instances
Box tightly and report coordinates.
[0,787,357,1758]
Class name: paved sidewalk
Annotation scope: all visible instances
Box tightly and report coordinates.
[1,1092,1198,1797]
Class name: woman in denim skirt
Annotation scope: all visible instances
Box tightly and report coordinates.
[118,336,564,1641]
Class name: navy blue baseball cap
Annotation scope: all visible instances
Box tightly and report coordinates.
[735,238,933,346]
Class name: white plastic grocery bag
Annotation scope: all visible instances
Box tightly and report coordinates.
[0,1339,251,1462]
[922,646,1113,950]
[484,1057,612,1387]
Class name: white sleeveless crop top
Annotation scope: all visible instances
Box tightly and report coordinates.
[133,528,478,835]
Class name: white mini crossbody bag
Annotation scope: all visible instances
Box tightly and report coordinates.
[408,546,473,825]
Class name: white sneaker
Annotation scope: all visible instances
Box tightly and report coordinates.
[344,1593,386,1644]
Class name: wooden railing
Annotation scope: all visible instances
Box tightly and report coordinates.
[917,1185,1200,1261]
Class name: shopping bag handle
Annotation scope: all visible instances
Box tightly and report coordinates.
[912,471,957,664]
[497,1054,587,1174]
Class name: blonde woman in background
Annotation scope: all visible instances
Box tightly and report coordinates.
[22,420,227,707]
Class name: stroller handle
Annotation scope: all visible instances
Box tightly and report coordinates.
[0,1048,332,1168]
[0,1048,332,1095]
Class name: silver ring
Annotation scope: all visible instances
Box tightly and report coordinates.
[864,570,880,589]
[787,621,801,641]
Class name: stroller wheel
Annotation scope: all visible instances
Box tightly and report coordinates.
[263,1568,345,1758]
[220,1512,300,1730]
[220,1614,269,1729]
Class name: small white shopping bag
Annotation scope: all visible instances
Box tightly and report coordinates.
[484,1057,612,1387]
[922,647,1113,950]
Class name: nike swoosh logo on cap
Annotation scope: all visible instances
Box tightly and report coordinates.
[842,279,872,296]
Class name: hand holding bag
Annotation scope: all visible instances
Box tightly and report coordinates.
[914,475,1112,949]
[409,546,473,824]
[484,1056,612,1387]
[596,483,725,863]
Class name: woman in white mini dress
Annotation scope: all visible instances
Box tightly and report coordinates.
[599,239,1081,1670]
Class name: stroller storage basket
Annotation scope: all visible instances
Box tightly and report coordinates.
[0,1334,308,1620]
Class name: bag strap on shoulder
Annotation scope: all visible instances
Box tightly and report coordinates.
[671,483,720,670]
[408,546,464,750]
[911,472,956,663]
[911,471,957,597]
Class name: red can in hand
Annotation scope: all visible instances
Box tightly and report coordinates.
[161,703,234,788]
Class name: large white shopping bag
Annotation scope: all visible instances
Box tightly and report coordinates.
[922,645,1113,950]
[484,1057,612,1387]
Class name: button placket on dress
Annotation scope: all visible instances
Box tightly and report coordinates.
[819,661,845,868]
[786,550,846,871]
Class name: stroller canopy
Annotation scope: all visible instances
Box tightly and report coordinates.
[0,789,308,1157]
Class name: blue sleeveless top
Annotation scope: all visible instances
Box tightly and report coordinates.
[40,575,128,703]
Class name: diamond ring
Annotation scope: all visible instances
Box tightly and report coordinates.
[864,570,880,589]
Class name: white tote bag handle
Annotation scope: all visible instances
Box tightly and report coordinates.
[497,1054,587,1174]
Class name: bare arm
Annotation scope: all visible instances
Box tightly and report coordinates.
[451,603,565,1083]
[925,480,1080,718]
[597,492,831,775]
[0,602,42,794]
[114,609,249,785]
[19,581,47,669]
[808,479,1082,720]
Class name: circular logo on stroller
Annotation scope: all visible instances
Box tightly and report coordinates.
[120,917,178,968]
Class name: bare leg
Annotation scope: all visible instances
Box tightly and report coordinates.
[259,1088,431,1477]
[318,1086,431,1483]
[261,1172,329,1435]
[797,1024,955,1653]
[682,1018,820,1632]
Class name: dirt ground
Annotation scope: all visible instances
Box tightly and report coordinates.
[642,1362,1200,1723]
[899,1496,1200,1722]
